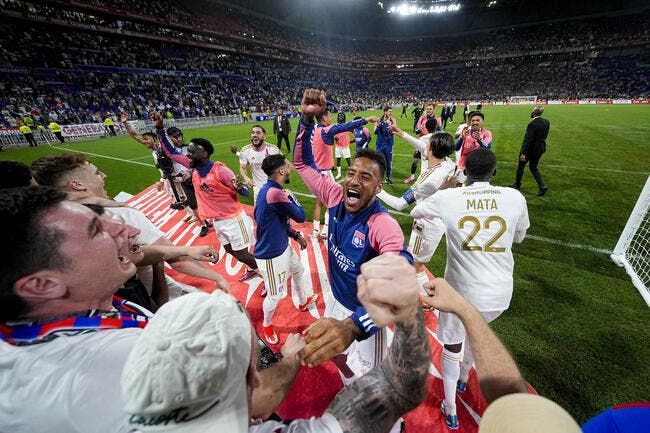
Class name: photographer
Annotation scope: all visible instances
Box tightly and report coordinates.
[122,114,211,236]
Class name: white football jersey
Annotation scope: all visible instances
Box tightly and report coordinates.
[411,182,529,310]
[238,142,281,189]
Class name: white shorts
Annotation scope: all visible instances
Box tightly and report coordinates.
[335,147,351,159]
[408,218,445,263]
[255,244,304,298]
[437,309,503,345]
[325,299,388,383]
[211,210,254,251]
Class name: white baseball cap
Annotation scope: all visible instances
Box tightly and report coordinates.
[479,393,581,433]
[121,291,253,433]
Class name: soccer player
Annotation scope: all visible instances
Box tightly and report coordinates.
[294,89,412,395]
[230,125,281,204]
[374,106,396,185]
[411,148,530,430]
[352,116,372,153]
[334,112,352,179]
[254,154,317,344]
[455,110,492,178]
[406,103,440,184]
[378,127,456,296]
[154,114,264,290]
[308,107,378,239]
[122,113,209,233]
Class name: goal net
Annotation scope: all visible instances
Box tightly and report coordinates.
[611,175,650,307]
[508,95,537,104]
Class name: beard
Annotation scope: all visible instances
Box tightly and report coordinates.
[284,174,290,184]
[189,157,202,168]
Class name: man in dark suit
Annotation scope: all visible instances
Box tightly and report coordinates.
[273,107,292,153]
[510,106,550,196]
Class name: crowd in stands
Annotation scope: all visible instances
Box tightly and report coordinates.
[0,0,648,127]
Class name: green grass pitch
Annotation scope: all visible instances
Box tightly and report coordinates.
[2,103,649,421]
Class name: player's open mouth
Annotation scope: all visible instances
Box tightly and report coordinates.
[346,188,361,206]
[118,255,131,265]
[130,244,141,255]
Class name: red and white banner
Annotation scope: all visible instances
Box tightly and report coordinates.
[124,185,540,433]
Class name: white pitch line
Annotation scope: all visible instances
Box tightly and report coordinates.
[391,153,648,175]
[526,234,611,254]
[49,145,155,167]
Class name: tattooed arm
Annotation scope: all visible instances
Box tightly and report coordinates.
[326,254,430,433]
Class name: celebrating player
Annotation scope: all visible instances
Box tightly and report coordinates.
[254,154,317,344]
[411,148,529,429]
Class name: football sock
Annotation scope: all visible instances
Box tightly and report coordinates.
[459,343,475,383]
[262,294,279,327]
[442,348,461,415]
[312,220,320,232]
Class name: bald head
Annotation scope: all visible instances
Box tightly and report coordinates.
[531,106,544,118]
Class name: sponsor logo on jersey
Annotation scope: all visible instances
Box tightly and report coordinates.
[352,230,365,248]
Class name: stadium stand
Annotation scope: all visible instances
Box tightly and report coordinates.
[0,0,648,128]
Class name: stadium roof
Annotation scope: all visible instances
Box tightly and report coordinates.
[206,0,649,39]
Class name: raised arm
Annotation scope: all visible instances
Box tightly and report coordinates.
[120,112,146,145]
[327,254,429,432]
[423,278,527,403]
[293,89,343,207]
[150,112,190,168]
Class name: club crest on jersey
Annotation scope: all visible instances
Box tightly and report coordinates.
[352,230,365,248]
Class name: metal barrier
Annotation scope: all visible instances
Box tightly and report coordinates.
[0,114,243,149]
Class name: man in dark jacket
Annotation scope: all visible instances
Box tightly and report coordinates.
[273,107,292,153]
[510,106,551,196]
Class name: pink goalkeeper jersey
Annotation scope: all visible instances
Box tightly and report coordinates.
[192,162,243,219]
[335,131,351,148]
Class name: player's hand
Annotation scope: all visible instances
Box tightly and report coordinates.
[181,172,191,181]
[245,177,254,188]
[422,278,469,314]
[365,116,379,123]
[120,112,128,123]
[296,234,307,250]
[301,89,327,119]
[472,130,481,140]
[300,318,359,367]
[519,153,526,162]
[230,145,238,155]
[149,112,163,129]
[439,173,462,190]
[185,245,219,263]
[216,278,231,294]
[231,175,244,190]
[357,253,419,326]
[389,124,403,136]
[281,333,306,360]
[156,181,164,192]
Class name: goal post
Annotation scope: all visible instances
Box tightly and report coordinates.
[507,95,537,104]
[611,175,650,307]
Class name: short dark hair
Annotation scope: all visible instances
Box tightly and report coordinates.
[166,126,183,137]
[465,148,496,180]
[383,106,392,112]
[0,161,33,188]
[316,109,331,123]
[31,154,88,187]
[261,154,286,176]
[425,118,438,133]
[337,112,346,123]
[189,138,214,156]
[468,111,484,120]
[142,132,157,141]
[429,132,455,159]
[355,148,387,180]
[251,124,266,134]
[0,186,70,321]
